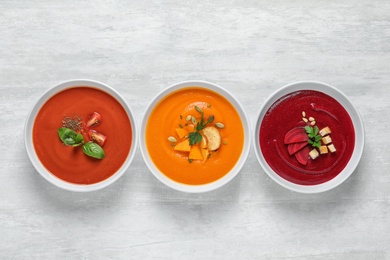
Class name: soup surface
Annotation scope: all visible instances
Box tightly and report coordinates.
[260,90,355,185]
[33,87,132,184]
[146,87,244,185]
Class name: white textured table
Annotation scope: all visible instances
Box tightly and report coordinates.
[1,1,389,259]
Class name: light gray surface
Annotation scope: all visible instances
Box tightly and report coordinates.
[1,1,389,259]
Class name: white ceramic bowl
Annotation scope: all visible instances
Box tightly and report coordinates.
[24,79,138,192]
[140,80,250,193]
[253,81,364,193]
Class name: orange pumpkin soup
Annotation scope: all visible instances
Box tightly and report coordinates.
[146,87,244,185]
[33,87,132,184]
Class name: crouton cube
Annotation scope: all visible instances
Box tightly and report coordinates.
[319,126,332,137]
[309,149,319,160]
[319,146,328,154]
[322,135,332,145]
[328,144,336,153]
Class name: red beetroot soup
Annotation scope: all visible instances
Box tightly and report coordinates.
[259,90,355,185]
[33,87,132,184]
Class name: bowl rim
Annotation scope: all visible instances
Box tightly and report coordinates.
[252,81,365,193]
[139,80,251,193]
[24,79,138,192]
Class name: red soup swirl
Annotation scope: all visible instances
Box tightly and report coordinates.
[33,87,132,184]
[259,90,355,185]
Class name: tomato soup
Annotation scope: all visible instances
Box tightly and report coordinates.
[146,87,244,185]
[260,90,355,185]
[33,87,132,184]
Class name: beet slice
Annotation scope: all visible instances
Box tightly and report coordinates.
[284,127,308,144]
[295,146,310,165]
[288,142,308,155]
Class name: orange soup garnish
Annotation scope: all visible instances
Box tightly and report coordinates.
[146,87,244,185]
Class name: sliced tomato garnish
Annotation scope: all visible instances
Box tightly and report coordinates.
[85,112,102,129]
[88,130,107,146]
[80,129,89,142]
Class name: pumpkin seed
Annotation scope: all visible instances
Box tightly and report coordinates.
[195,106,203,114]
[167,136,177,142]
[215,122,225,129]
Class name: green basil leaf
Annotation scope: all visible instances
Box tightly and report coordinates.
[188,131,202,146]
[72,132,84,147]
[82,142,105,159]
[58,127,77,145]
[314,126,319,136]
[58,127,84,146]
[313,142,321,148]
[188,132,197,145]
[195,122,203,131]
[195,132,202,144]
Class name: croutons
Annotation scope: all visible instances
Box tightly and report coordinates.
[319,146,328,154]
[322,135,332,145]
[309,149,319,160]
[319,126,332,137]
[200,134,207,149]
[327,144,336,153]
[202,126,221,151]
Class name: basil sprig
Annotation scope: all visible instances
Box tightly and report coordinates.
[188,131,202,146]
[188,106,214,146]
[82,142,105,159]
[58,127,105,159]
[305,125,322,148]
[58,127,84,147]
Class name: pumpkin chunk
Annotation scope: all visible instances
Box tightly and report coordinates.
[175,128,188,139]
[201,148,209,162]
[189,145,203,160]
[174,139,191,152]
